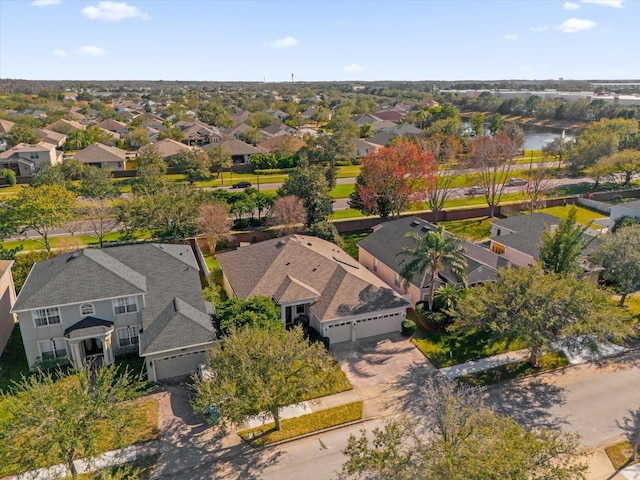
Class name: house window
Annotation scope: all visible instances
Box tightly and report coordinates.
[296,304,305,315]
[394,273,401,287]
[30,153,39,160]
[213,137,219,143]
[80,303,94,316]
[373,258,378,272]
[33,307,61,327]
[38,338,67,359]
[113,297,137,315]
[117,326,140,347]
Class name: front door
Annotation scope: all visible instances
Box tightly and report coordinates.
[285,306,293,327]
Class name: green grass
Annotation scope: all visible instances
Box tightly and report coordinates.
[605,441,637,470]
[340,231,370,260]
[0,184,25,198]
[330,183,355,199]
[457,352,569,387]
[2,230,154,252]
[72,454,159,480]
[537,205,605,226]
[336,165,361,178]
[0,325,30,393]
[238,401,363,447]
[411,327,525,368]
[305,362,353,400]
[625,296,640,320]
[440,217,493,241]
[333,208,370,220]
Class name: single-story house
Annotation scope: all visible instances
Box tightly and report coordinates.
[97,118,128,135]
[358,216,509,307]
[258,135,306,155]
[0,260,17,356]
[0,142,63,177]
[152,138,194,162]
[11,244,218,382]
[216,235,409,345]
[75,143,129,171]
[176,120,223,146]
[215,139,266,166]
[353,138,380,159]
[608,200,640,229]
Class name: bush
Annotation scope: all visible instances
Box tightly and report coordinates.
[402,319,416,337]
[421,310,450,331]
[1,169,17,186]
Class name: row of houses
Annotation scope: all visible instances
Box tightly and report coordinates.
[2,201,622,383]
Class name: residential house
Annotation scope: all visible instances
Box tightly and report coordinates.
[489,213,560,266]
[11,244,218,382]
[352,138,380,159]
[265,109,288,122]
[368,124,425,147]
[261,123,297,138]
[215,138,266,166]
[358,217,509,307]
[152,138,194,162]
[608,200,640,229]
[352,114,383,125]
[0,261,17,356]
[0,142,63,177]
[176,120,223,146]
[75,143,129,171]
[217,235,409,345]
[373,110,405,122]
[0,119,15,152]
[47,119,86,135]
[258,135,306,155]
[35,128,67,148]
[97,119,128,135]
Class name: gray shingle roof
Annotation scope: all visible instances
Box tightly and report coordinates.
[64,316,114,339]
[491,212,559,233]
[14,243,216,355]
[217,235,408,321]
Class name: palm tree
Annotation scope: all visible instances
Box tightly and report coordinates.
[398,225,467,311]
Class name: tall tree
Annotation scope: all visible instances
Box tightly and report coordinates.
[604,149,640,187]
[214,296,283,335]
[4,184,77,253]
[0,365,149,480]
[454,265,630,366]
[157,126,184,142]
[271,195,307,235]
[591,224,640,307]
[170,148,210,185]
[542,135,570,170]
[77,166,121,248]
[488,113,505,134]
[192,325,338,431]
[278,164,332,225]
[422,133,461,223]
[195,200,231,254]
[398,225,467,311]
[341,375,587,480]
[133,145,167,195]
[206,144,232,184]
[353,138,437,219]
[539,206,591,275]
[7,124,40,147]
[469,112,485,137]
[468,130,523,217]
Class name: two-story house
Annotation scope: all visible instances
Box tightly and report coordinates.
[0,260,17,356]
[11,244,218,382]
[0,142,63,177]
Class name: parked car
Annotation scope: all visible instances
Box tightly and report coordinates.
[466,185,487,195]
[506,178,528,186]
[231,181,252,189]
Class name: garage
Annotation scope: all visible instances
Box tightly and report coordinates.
[152,350,207,381]
[354,313,402,339]
[325,322,352,344]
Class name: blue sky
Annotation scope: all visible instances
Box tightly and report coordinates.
[1,0,639,81]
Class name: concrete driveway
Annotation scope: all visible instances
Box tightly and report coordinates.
[331,333,435,418]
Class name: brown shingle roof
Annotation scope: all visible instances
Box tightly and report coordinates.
[75,143,127,163]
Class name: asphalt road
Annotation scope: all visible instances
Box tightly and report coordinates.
[160,350,640,479]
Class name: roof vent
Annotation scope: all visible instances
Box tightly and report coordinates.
[307,242,312,246]
[66,252,80,263]
[410,221,420,227]
[421,226,429,233]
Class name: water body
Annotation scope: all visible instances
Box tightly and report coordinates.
[520,125,575,151]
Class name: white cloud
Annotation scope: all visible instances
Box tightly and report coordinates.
[77,45,106,56]
[52,49,68,58]
[555,18,597,33]
[267,36,298,48]
[564,2,581,9]
[31,0,61,6]
[530,25,549,32]
[343,63,364,73]
[504,33,518,41]
[81,1,149,22]
[581,0,625,7]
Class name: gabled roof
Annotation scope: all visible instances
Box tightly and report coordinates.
[491,212,559,233]
[75,143,127,163]
[0,119,15,135]
[152,138,192,159]
[258,135,306,153]
[613,199,640,212]
[217,235,408,321]
[0,142,54,159]
[97,118,127,131]
[0,260,14,283]
[64,316,113,339]
[358,216,504,288]
[219,138,266,156]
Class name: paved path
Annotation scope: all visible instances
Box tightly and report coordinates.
[439,348,530,378]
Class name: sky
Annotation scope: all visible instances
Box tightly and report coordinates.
[1,0,639,82]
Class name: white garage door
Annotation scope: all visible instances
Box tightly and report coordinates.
[154,350,207,381]
[325,322,352,344]
[354,313,401,340]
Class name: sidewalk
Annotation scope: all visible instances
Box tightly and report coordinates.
[439,348,530,378]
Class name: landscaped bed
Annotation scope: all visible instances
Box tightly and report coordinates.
[70,454,159,480]
[605,441,638,471]
[238,400,363,447]
[456,352,569,387]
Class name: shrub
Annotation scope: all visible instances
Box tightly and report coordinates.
[402,319,416,336]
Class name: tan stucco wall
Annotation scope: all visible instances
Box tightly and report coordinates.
[0,266,16,355]
[358,247,421,306]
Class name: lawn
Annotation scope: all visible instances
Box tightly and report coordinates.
[537,205,606,226]
[411,327,525,368]
[457,352,569,387]
[606,441,638,470]
[238,401,363,447]
[2,230,154,252]
[71,454,159,480]
[336,165,361,178]
[330,183,355,199]
[340,230,370,260]
[440,217,493,241]
[333,208,370,220]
